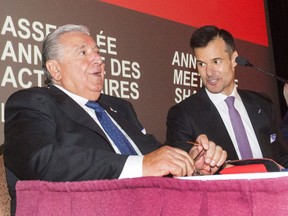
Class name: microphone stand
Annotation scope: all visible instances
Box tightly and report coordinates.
[250,64,287,83]
[236,56,288,83]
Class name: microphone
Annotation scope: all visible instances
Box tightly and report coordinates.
[236,56,287,83]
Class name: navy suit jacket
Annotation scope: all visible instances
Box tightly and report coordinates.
[166,87,288,167]
[4,85,160,214]
[4,85,160,181]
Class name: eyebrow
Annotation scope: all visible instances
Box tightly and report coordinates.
[74,44,99,52]
[73,44,86,53]
[196,59,205,64]
[197,57,223,62]
[212,57,223,61]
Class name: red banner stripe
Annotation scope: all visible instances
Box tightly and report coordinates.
[100,0,268,47]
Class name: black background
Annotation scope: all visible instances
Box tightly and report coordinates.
[267,0,288,116]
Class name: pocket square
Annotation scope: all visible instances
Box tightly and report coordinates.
[270,133,276,143]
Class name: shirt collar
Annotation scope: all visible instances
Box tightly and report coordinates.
[53,84,89,107]
[205,85,239,106]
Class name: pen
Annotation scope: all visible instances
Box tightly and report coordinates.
[186,141,200,146]
[186,141,205,163]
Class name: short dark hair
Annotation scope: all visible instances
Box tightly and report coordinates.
[190,25,235,55]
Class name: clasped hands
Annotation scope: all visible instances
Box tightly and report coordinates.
[143,134,227,177]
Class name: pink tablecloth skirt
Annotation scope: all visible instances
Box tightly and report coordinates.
[16,176,288,216]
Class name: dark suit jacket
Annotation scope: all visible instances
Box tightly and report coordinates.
[280,111,288,142]
[4,85,160,214]
[166,87,288,167]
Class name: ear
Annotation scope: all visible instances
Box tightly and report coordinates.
[231,51,238,67]
[46,60,61,81]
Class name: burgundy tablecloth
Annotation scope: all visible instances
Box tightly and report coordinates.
[15,176,288,216]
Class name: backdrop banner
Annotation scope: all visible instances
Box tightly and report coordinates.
[0,0,277,143]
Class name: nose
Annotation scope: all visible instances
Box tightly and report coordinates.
[205,64,215,77]
[91,50,103,65]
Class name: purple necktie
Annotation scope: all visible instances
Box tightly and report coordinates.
[225,96,253,159]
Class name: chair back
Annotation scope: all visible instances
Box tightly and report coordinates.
[0,146,11,216]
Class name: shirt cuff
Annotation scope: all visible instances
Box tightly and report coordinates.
[118,155,144,179]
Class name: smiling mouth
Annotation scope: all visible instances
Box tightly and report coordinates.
[207,78,218,85]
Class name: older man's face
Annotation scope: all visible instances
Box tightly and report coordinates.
[52,31,104,100]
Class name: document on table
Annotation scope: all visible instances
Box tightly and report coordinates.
[176,171,288,180]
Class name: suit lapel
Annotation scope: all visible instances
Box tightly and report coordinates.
[98,100,133,136]
[97,98,157,154]
[239,90,271,156]
[48,86,108,139]
[239,91,264,132]
[198,89,239,159]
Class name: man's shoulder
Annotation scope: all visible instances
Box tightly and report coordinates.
[99,94,129,102]
[8,86,50,100]
[99,94,132,107]
[238,89,272,104]
[168,89,208,115]
[175,88,207,106]
[5,87,59,112]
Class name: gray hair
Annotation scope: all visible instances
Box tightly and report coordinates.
[42,24,90,85]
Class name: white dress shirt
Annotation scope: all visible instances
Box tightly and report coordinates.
[53,85,143,178]
[206,87,263,159]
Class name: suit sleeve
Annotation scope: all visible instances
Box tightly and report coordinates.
[252,92,288,167]
[165,105,196,152]
[269,98,288,167]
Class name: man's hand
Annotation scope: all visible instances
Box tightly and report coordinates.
[189,134,227,175]
[142,146,195,177]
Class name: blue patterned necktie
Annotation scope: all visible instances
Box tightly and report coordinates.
[86,101,137,155]
[225,96,253,159]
